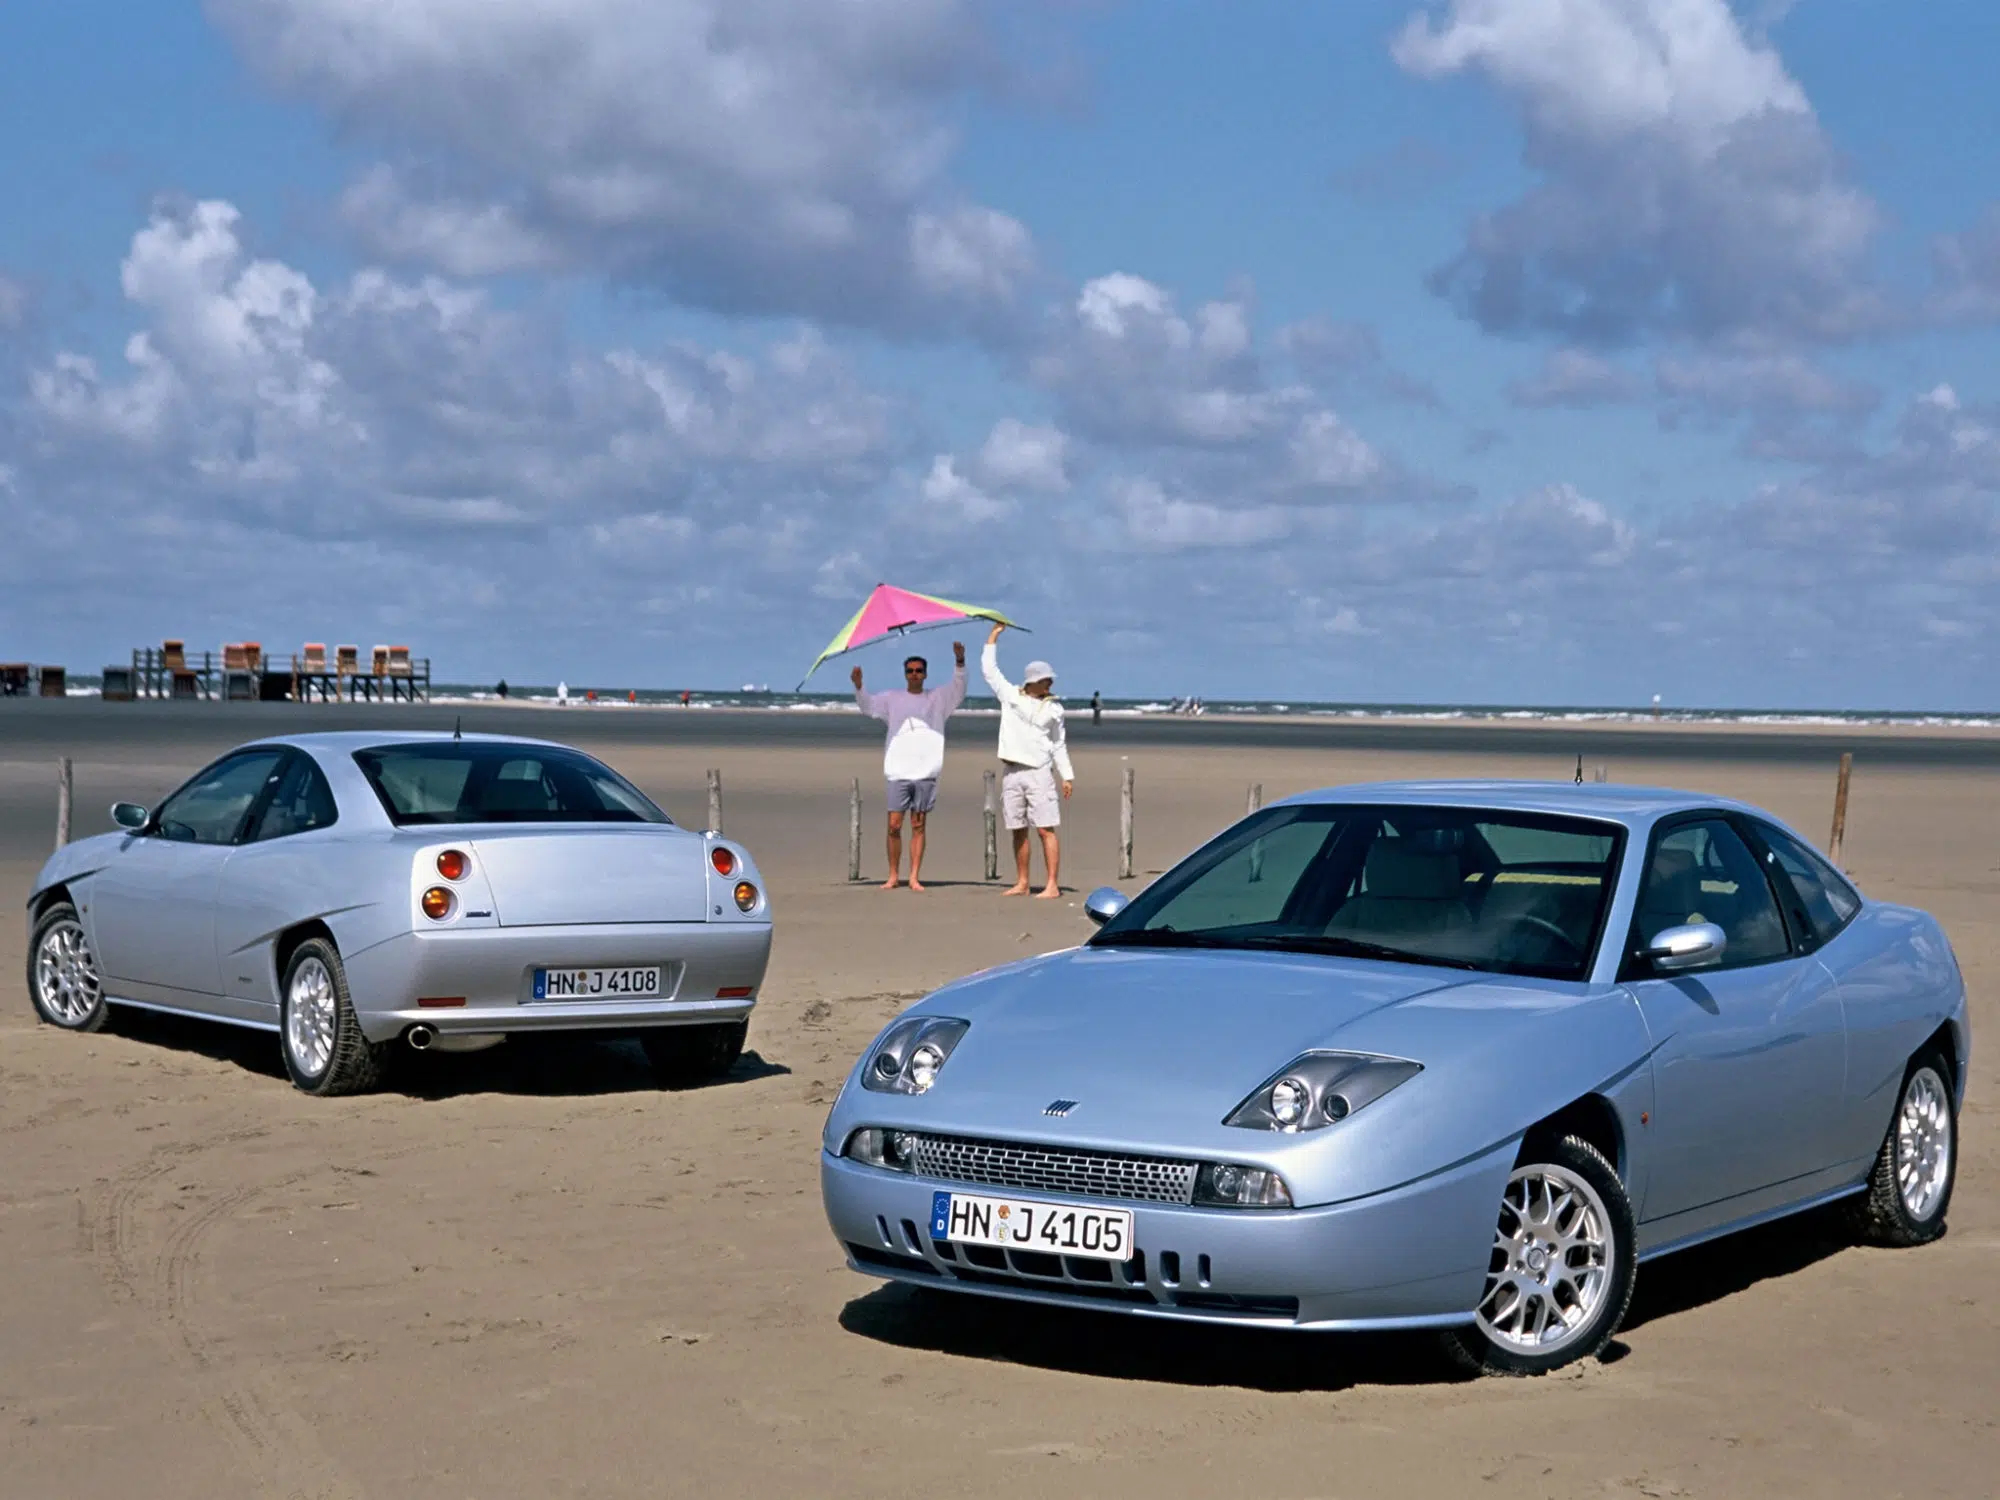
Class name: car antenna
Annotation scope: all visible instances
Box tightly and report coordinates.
[1574,754,1583,785]
[453,715,462,741]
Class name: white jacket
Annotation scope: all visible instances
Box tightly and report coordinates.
[981,643,1074,781]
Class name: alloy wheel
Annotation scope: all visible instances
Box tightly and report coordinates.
[34,918,102,1025]
[1474,1163,1614,1356]
[1896,1066,1953,1222]
[286,956,337,1078]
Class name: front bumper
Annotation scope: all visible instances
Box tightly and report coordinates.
[344,921,772,1045]
[820,1144,1507,1331]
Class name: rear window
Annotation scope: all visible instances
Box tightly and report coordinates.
[352,742,671,826]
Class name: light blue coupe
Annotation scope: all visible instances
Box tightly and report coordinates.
[27,733,771,1096]
[822,782,1968,1374]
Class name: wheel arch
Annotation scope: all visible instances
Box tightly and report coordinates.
[1919,1019,1962,1098]
[1520,1093,1627,1181]
[29,883,75,924]
[273,919,338,989]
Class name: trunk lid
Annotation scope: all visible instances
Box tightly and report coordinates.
[468,826,709,926]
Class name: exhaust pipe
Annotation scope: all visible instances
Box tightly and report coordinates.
[406,1024,436,1051]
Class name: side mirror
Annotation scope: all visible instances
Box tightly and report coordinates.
[1083,886,1130,927]
[1644,922,1726,972]
[111,801,149,831]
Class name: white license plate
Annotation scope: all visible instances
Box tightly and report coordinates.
[532,966,662,1000]
[931,1190,1134,1263]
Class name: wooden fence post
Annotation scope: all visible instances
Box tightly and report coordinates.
[707,768,722,834]
[982,769,998,881]
[848,778,862,882]
[56,757,72,850]
[1828,752,1852,865]
[1247,783,1264,882]
[1119,765,1135,881]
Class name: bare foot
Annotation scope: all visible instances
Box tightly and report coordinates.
[1034,886,1062,899]
[880,877,900,890]
[908,878,926,892]
[1001,883,1031,896]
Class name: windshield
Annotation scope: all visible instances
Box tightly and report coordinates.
[1091,803,1623,981]
[353,742,671,826]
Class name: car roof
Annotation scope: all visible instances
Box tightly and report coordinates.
[243,730,571,754]
[1277,779,1764,826]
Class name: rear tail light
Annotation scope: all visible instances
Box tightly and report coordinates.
[716,986,754,998]
[421,886,454,920]
[710,846,737,876]
[733,881,758,912]
[436,849,469,881]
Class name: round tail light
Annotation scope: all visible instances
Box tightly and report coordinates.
[733,881,758,912]
[436,849,469,881]
[421,886,454,920]
[710,846,737,876]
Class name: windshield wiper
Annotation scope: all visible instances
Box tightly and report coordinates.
[1093,928,1483,970]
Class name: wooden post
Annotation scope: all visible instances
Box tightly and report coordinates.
[1119,765,1135,881]
[55,757,72,850]
[1247,783,1264,882]
[982,769,998,881]
[1594,765,1607,783]
[707,768,723,834]
[848,778,863,882]
[1828,752,1852,865]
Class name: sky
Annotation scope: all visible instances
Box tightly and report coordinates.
[1,0,1996,709]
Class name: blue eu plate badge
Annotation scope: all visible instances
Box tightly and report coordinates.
[931,1191,951,1238]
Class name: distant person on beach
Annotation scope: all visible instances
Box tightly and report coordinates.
[1091,690,1102,727]
[496,678,508,700]
[853,641,968,891]
[557,680,568,707]
[680,690,691,707]
[982,623,1073,898]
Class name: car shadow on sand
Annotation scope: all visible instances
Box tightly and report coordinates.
[103,1007,788,1099]
[840,1203,1862,1389]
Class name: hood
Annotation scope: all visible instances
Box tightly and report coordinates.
[875,946,1479,1145]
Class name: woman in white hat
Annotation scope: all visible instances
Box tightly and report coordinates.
[981,623,1074,898]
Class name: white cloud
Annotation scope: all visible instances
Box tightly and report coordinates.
[1394,0,1882,345]
[1507,347,1641,408]
[209,0,1039,332]
[975,417,1069,492]
[0,274,26,332]
[918,454,1014,523]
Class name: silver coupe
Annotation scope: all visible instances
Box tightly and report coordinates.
[821,781,1968,1374]
[27,732,772,1095]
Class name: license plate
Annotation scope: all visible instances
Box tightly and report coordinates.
[931,1190,1134,1263]
[532,966,662,1000]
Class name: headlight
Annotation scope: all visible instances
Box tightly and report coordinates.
[845,1127,920,1172]
[861,1016,969,1094]
[1224,1051,1422,1132]
[1193,1162,1292,1208]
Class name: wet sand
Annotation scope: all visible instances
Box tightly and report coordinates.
[2,702,1995,1498]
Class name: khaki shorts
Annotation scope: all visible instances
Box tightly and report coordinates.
[1001,764,1060,830]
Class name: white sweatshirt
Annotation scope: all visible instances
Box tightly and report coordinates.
[856,664,967,781]
[981,643,1075,781]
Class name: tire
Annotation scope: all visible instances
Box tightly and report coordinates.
[28,900,111,1033]
[279,938,385,1096]
[1846,1050,1956,1247]
[1442,1134,1637,1377]
[641,1020,747,1086]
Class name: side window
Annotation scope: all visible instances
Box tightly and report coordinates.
[154,751,286,846]
[1634,819,1790,969]
[1751,821,1860,943]
[250,755,340,842]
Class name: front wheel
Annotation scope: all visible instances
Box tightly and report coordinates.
[1442,1135,1636,1376]
[279,938,386,1096]
[1847,1051,1956,1247]
[29,901,110,1032]
[641,1021,747,1086]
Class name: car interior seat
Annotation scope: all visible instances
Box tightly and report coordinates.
[1327,838,1472,936]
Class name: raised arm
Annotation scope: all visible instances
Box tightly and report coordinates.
[852,666,888,720]
[942,642,969,713]
[979,635,1019,708]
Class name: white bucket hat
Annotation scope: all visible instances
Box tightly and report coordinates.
[1023,659,1055,685]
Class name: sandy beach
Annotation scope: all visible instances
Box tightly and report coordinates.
[2,701,1994,1499]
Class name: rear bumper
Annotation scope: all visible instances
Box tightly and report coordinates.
[344,921,771,1044]
[820,1144,1504,1330]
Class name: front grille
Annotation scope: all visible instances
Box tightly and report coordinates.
[909,1131,1198,1205]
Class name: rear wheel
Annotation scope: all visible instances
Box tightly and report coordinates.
[279,939,385,1096]
[28,901,109,1032]
[1443,1135,1636,1376]
[1847,1051,1956,1247]
[642,1021,747,1086]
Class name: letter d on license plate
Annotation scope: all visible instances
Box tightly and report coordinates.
[931,1190,1133,1263]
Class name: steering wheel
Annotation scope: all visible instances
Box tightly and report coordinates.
[1506,914,1587,960]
